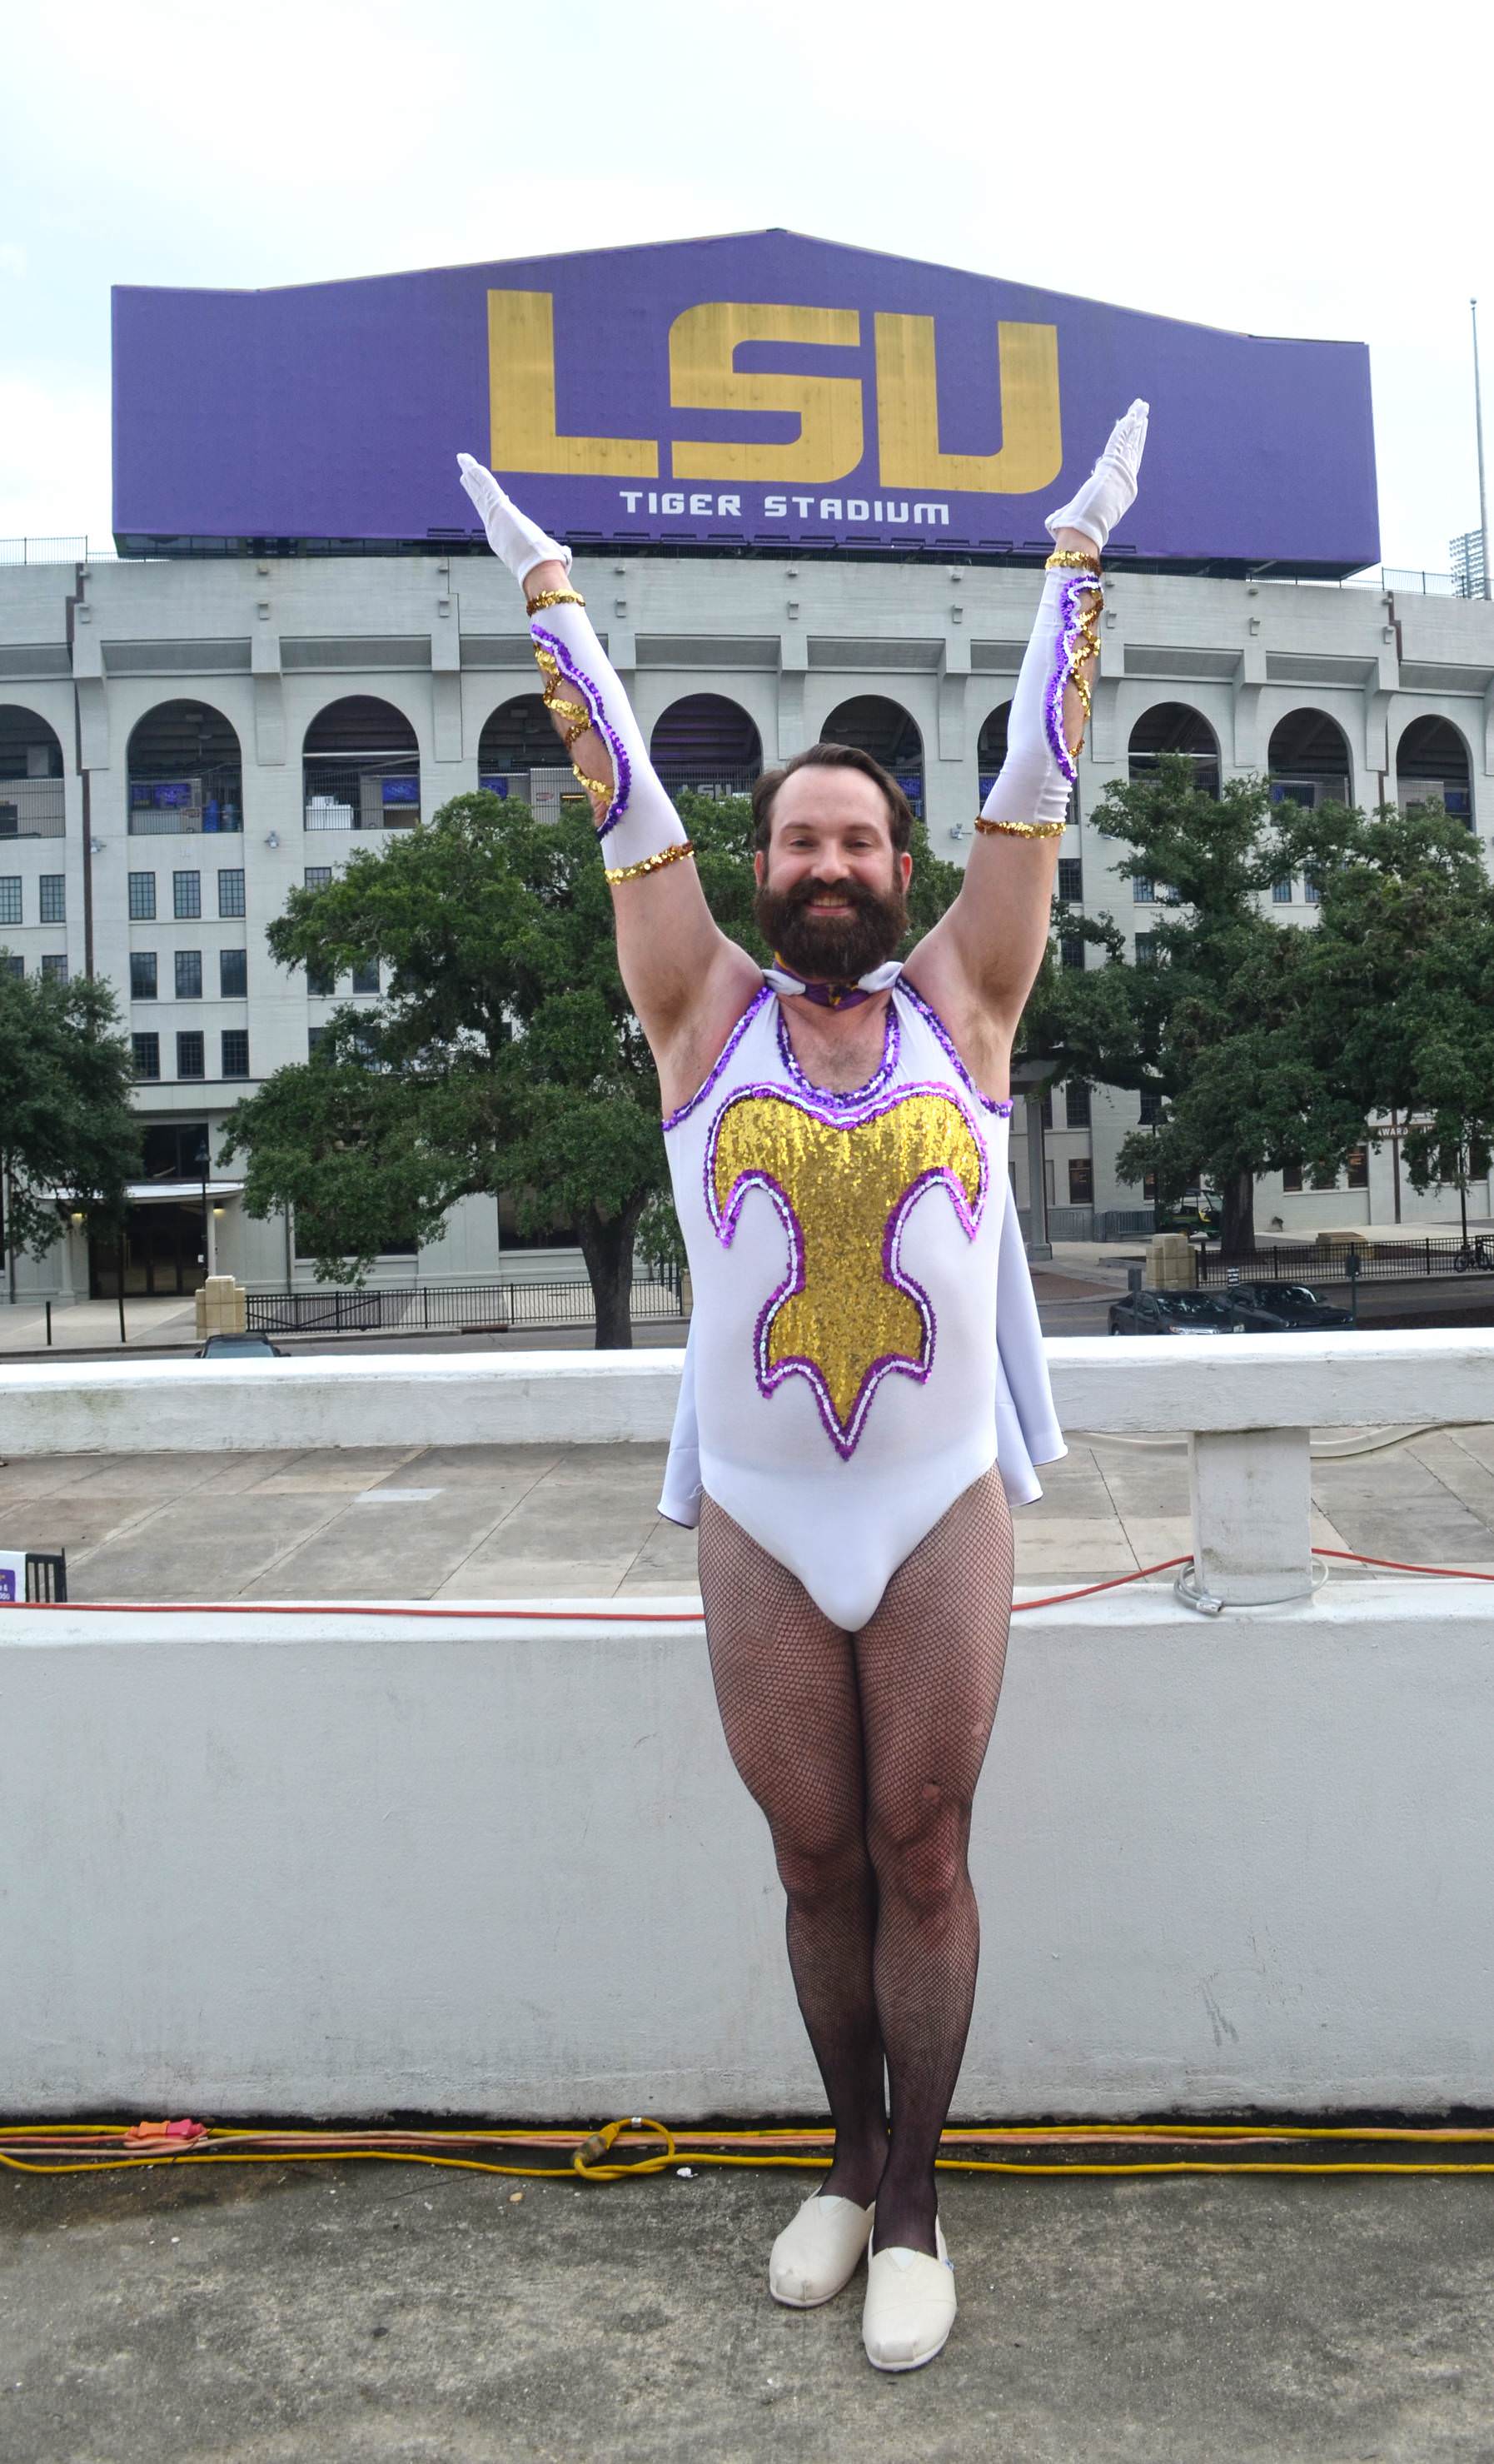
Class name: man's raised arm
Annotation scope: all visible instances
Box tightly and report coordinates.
[909,405,1149,1038]
[456,455,757,1060]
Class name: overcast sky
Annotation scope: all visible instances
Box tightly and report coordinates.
[2,0,1488,572]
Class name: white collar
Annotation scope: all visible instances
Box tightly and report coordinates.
[760,960,904,999]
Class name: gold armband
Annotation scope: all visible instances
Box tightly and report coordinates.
[525,586,588,615]
[1044,547,1103,575]
[974,816,1067,840]
[604,839,695,885]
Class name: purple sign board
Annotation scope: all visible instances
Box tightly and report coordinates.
[112,231,1378,573]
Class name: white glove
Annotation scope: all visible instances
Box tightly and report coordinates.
[1045,399,1149,551]
[456,452,570,586]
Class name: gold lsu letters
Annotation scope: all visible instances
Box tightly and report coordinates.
[487,290,1062,496]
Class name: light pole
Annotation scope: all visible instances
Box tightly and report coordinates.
[193,1130,210,1289]
[1474,300,1492,601]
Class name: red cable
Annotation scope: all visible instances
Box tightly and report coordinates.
[14,1549,1479,1619]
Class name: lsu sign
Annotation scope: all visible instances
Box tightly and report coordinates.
[113,232,1378,573]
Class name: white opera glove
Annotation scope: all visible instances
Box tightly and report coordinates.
[457,451,570,586]
[980,560,1108,832]
[1045,398,1149,552]
[456,454,689,876]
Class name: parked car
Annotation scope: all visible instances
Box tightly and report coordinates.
[1215,1281,1353,1330]
[1153,1194,1222,1236]
[197,1333,284,1359]
[1108,1291,1240,1335]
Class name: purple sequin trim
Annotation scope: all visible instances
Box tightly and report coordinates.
[660,983,773,1132]
[896,980,1015,1117]
[1041,572,1098,786]
[705,1080,987,1459]
[529,622,635,837]
[774,995,900,1108]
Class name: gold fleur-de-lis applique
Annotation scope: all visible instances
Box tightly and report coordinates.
[709,1086,986,1455]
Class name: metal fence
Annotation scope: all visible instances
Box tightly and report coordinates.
[1197,1237,1494,1288]
[22,1552,67,1603]
[246,1277,685,1337]
[0,781,66,839]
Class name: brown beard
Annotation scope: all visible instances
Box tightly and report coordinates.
[754,868,909,981]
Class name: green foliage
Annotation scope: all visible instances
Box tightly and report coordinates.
[0,965,138,1258]
[1300,801,1494,1209]
[1026,761,1494,1251]
[224,785,968,1326]
[1026,761,1368,1249]
[222,791,664,1325]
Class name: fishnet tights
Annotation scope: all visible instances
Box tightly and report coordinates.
[698,1466,1014,2256]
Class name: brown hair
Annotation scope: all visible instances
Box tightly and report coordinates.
[750,741,915,857]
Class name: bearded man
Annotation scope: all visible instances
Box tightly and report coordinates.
[458,402,1147,2372]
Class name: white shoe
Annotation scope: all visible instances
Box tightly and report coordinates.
[769,2190,876,2307]
[862,2217,956,2371]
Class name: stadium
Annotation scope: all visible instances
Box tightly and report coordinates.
[2,227,1490,1303]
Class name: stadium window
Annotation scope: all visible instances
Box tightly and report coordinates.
[1311,1160,1337,1190]
[219,948,247,998]
[1139,1089,1164,1125]
[128,871,157,920]
[1303,867,1322,905]
[352,958,381,995]
[1135,933,1158,965]
[308,1025,328,1057]
[1282,1161,1303,1192]
[222,1029,250,1079]
[132,1032,160,1080]
[1347,1145,1369,1190]
[1068,1157,1094,1205]
[176,1030,205,1080]
[42,954,67,982]
[304,865,333,889]
[1065,1080,1092,1130]
[306,960,336,996]
[130,951,158,1000]
[173,870,202,920]
[38,875,64,923]
[2,953,22,978]
[1057,857,1083,905]
[1059,934,1084,971]
[1272,877,1293,904]
[1132,875,1154,902]
[1040,1090,1053,1130]
[0,878,20,926]
[217,869,246,919]
[175,950,202,1000]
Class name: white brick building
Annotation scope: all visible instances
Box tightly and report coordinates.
[2,544,1491,1302]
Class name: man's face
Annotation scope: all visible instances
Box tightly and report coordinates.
[754,767,914,980]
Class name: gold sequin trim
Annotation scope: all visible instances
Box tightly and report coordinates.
[711,1090,984,1439]
[525,587,587,614]
[1063,582,1103,757]
[1045,547,1102,574]
[604,839,695,885]
[531,641,612,822]
[974,816,1066,840]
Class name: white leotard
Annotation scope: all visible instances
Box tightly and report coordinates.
[657,970,1065,1628]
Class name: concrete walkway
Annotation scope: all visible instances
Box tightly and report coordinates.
[4,1429,1494,1601]
[5,2157,1494,2461]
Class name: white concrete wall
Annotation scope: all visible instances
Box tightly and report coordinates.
[3,1581,1492,2118]
[4,1329,1494,1456]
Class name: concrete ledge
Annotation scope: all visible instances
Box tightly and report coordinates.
[3,1579,1492,2117]
[3,1329,1494,1457]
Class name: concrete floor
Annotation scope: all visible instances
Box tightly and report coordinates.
[5,2157,1494,2462]
[4,1428,1494,1602]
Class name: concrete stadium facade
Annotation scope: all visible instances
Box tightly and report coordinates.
[2,546,1492,1303]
